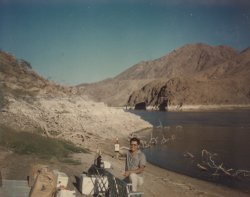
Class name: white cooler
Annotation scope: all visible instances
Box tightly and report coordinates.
[53,170,69,188]
[80,174,109,195]
[103,161,111,169]
[56,189,76,197]
[80,174,95,195]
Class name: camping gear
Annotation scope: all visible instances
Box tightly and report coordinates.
[55,189,75,197]
[53,170,69,188]
[29,170,56,197]
[103,161,111,169]
[80,173,108,195]
[1,180,31,197]
[79,174,95,195]
[28,164,48,187]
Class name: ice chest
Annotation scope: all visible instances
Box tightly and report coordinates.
[53,170,69,188]
[103,161,111,169]
[56,189,76,197]
[80,174,95,195]
[80,174,108,195]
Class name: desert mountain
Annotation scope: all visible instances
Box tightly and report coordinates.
[0,50,152,149]
[115,43,238,80]
[0,51,73,98]
[204,47,250,79]
[78,43,250,110]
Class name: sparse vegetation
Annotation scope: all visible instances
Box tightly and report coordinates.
[0,126,89,163]
[58,158,82,165]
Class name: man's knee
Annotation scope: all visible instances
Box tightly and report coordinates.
[129,173,144,186]
[138,176,144,186]
[129,173,138,182]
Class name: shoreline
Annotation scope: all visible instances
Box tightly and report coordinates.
[1,142,249,197]
[119,104,250,111]
[99,138,250,197]
[141,161,250,197]
[1,122,249,197]
[100,150,250,197]
[166,104,250,111]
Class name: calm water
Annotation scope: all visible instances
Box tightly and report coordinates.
[128,110,250,192]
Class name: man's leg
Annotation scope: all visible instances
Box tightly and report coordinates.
[138,176,144,187]
[129,173,138,192]
[129,173,144,192]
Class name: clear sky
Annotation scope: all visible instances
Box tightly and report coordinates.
[1,0,250,85]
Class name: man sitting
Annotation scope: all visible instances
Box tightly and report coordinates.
[123,137,146,192]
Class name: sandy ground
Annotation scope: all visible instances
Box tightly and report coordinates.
[0,144,249,197]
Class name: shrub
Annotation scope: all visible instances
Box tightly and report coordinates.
[0,126,88,162]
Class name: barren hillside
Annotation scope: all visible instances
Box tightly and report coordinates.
[0,51,71,98]
[0,50,152,149]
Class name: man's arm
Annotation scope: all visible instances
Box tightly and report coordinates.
[124,166,145,177]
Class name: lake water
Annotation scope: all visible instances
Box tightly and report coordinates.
[128,110,250,192]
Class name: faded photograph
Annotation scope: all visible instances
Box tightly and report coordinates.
[0,0,250,196]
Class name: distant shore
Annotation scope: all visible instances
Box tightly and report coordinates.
[167,104,250,111]
[120,104,250,111]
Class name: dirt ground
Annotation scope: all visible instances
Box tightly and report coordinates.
[0,144,250,197]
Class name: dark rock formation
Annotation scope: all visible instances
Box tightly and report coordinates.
[134,102,146,110]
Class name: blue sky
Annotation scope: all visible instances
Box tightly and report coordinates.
[0,0,250,85]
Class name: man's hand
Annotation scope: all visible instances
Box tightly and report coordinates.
[123,171,130,177]
[123,166,145,177]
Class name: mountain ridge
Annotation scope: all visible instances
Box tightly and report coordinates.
[114,43,238,80]
[78,43,250,109]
